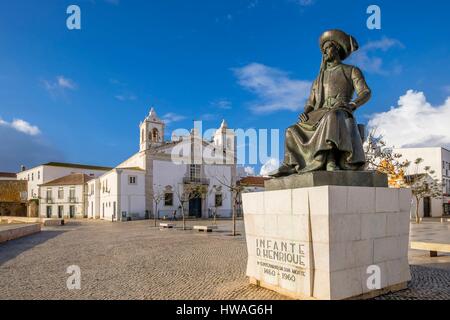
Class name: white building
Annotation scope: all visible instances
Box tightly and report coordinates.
[39,173,93,219]
[16,162,112,218]
[87,168,146,221]
[86,108,237,221]
[13,108,237,221]
[395,147,450,217]
[16,162,112,201]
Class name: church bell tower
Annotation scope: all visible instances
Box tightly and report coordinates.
[139,107,165,151]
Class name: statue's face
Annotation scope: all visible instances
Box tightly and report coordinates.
[323,41,340,62]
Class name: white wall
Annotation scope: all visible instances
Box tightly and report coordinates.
[87,179,101,219]
[94,169,146,221]
[395,147,447,217]
[117,152,146,170]
[205,165,233,218]
[119,169,146,220]
[39,184,85,219]
[152,160,186,217]
[17,165,44,200]
[17,165,108,201]
[97,170,118,221]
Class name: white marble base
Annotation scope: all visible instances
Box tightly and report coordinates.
[242,186,411,300]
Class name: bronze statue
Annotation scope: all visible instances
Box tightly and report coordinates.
[270,29,371,177]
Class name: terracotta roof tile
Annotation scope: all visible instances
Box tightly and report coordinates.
[40,173,94,186]
[43,162,112,171]
[238,176,271,187]
[0,172,17,178]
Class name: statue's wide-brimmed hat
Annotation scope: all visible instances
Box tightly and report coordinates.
[319,29,359,60]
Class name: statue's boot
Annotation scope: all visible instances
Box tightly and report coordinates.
[338,155,364,171]
[268,164,297,177]
[326,152,340,171]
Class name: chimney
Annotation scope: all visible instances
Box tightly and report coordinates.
[21,165,26,172]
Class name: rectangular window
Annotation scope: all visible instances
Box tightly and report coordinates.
[189,164,200,179]
[69,205,75,218]
[215,193,223,207]
[31,173,34,181]
[58,187,64,199]
[46,188,52,202]
[164,192,173,206]
[58,205,64,218]
[129,176,137,184]
[38,171,40,180]
[69,187,75,202]
[46,206,52,218]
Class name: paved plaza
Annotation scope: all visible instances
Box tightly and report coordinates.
[0,219,449,300]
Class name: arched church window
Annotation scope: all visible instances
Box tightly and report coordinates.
[152,128,159,142]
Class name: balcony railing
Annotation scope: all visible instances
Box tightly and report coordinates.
[182,177,210,185]
[45,198,53,204]
[68,197,77,203]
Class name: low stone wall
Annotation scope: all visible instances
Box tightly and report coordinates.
[0,223,41,243]
[0,216,64,226]
[0,202,27,217]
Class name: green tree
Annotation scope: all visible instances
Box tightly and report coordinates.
[405,158,443,224]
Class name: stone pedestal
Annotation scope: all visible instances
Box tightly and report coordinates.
[242,184,411,300]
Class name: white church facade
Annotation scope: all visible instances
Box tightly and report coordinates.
[86,108,237,221]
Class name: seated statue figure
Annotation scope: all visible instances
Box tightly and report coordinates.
[270,29,371,177]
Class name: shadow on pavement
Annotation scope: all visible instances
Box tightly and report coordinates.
[0,230,65,265]
[375,265,450,300]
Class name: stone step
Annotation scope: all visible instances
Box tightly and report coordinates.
[410,241,450,257]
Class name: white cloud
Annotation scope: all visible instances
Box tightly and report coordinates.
[57,76,77,90]
[348,37,404,75]
[210,99,232,110]
[248,0,259,9]
[367,90,450,149]
[200,113,219,121]
[42,75,77,97]
[162,113,186,124]
[0,118,41,136]
[244,166,255,175]
[294,0,315,6]
[115,94,137,101]
[260,157,279,176]
[0,120,63,172]
[233,63,311,114]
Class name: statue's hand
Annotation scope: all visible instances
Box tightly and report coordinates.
[298,113,309,123]
[347,102,357,112]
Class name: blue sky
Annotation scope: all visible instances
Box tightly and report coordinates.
[0,0,449,173]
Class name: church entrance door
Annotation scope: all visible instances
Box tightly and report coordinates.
[189,196,202,218]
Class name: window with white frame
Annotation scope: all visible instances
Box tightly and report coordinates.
[189,164,200,180]
[215,193,223,207]
[46,188,52,200]
[69,187,75,201]
[164,192,173,206]
[58,187,64,199]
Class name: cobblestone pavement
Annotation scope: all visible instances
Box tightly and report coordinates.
[0,219,449,300]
